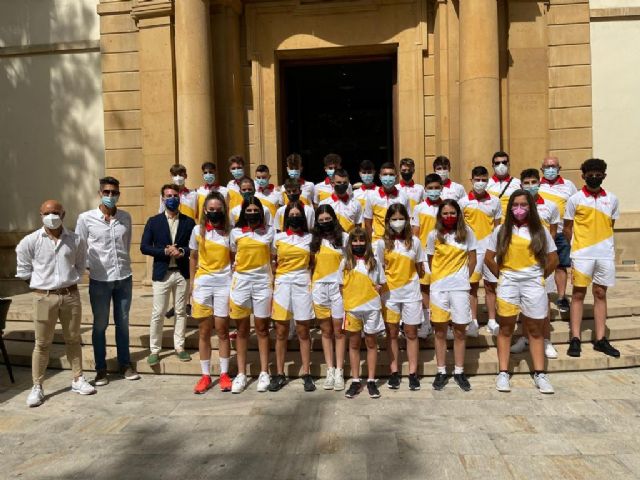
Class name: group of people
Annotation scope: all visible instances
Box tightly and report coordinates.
[15,150,619,406]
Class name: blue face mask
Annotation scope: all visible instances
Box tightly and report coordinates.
[241,191,254,202]
[164,196,180,211]
[231,168,244,180]
[543,167,558,181]
[325,169,335,178]
[380,175,396,188]
[102,195,119,209]
[360,173,374,185]
[203,173,215,184]
[255,178,269,188]
[425,189,441,202]
[287,169,301,179]
[524,184,540,196]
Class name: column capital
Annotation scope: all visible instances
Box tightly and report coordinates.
[131,0,173,21]
[212,0,243,15]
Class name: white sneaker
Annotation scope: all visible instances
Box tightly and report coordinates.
[256,371,271,392]
[486,319,500,336]
[446,326,454,340]
[231,373,247,394]
[71,376,96,395]
[510,337,528,354]
[466,319,479,337]
[534,372,555,394]
[417,321,432,339]
[544,340,558,359]
[26,384,44,407]
[333,368,345,391]
[495,372,511,392]
[323,367,335,390]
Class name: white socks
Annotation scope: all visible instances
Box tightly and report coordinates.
[454,366,464,375]
[219,357,229,374]
[437,366,446,375]
[200,360,211,376]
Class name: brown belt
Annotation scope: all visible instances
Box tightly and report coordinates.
[33,284,78,295]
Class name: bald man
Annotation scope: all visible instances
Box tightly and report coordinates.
[16,200,96,407]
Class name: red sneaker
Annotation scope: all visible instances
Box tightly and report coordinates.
[219,373,232,392]
[194,375,212,394]
[229,330,238,340]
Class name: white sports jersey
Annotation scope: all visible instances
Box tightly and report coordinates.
[534,196,561,231]
[426,227,477,292]
[229,204,272,228]
[375,236,424,303]
[487,175,522,221]
[281,179,315,206]
[319,194,363,233]
[396,180,425,214]
[196,184,229,221]
[189,224,231,283]
[229,225,274,283]
[364,187,411,240]
[272,231,312,283]
[441,179,466,201]
[458,192,502,253]
[564,187,619,260]
[274,204,315,231]
[312,233,349,284]
[226,179,244,212]
[411,199,440,247]
[353,184,377,212]
[338,257,386,312]
[539,176,578,233]
[254,185,282,219]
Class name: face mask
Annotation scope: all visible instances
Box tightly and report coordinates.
[512,206,529,221]
[206,211,225,225]
[360,173,374,185]
[542,167,558,181]
[352,245,366,257]
[334,183,349,196]
[494,163,508,177]
[241,191,254,202]
[172,175,185,186]
[164,197,180,212]
[442,216,457,229]
[245,212,260,225]
[380,175,396,188]
[102,195,119,209]
[318,221,334,233]
[390,219,406,232]
[400,172,413,182]
[255,178,269,189]
[287,193,300,203]
[231,168,244,180]
[524,184,540,196]
[203,173,215,184]
[287,169,301,179]
[585,176,603,189]
[436,169,450,181]
[325,169,335,178]
[288,216,305,229]
[425,189,441,202]
[42,213,62,230]
[473,181,488,193]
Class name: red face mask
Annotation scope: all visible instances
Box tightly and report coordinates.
[442,216,457,229]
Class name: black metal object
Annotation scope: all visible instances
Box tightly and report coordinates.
[0,298,15,383]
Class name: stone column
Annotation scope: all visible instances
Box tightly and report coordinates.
[175,0,216,177]
[459,0,500,173]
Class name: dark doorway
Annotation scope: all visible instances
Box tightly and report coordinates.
[280,56,395,184]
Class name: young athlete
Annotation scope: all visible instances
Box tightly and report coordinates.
[314,153,343,204]
[433,156,466,201]
[311,205,349,390]
[510,169,561,359]
[353,159,377,211]
[564,158,620,358]
[377,204,426,391]
[254,164,282,220]
[458,166,502,336]
[228,177,272,227]
[159,164,198,220]
[195,162,228,221]
[340,227,386,399]
[226,154,247,212]
[274,178,315,232]
[364,162,410,241]
[282,153,315,206]
[229,197,275,393]
[396,157,425,215]
[427,200,477,391]
[487,151,521,221]
[318,169,363,232]
[538,156,578,313]
[189,192,233,394]
[485,190,558,394]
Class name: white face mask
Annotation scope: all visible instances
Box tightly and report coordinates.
[42,213,62,230]
[493,163,508,177]
[390,219,406,232]
[473,181,488,193]
[172,175,185,186]
[435,169,449,181]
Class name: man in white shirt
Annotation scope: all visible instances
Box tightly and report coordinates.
[76,176,140,386]
[16,200,96,407]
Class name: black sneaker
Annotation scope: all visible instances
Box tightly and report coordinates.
[367,380,381,398]
[432,372,448,391]
[408,373,420,391]
[345,381,362,399]
[268,374,287,392]
[453,373,471,392]
[164,307,175,319]
[387,371,401,390]
[302,374,316,392]
[556,297,570,313]
[593,337,620,358]
[567,337,581,357]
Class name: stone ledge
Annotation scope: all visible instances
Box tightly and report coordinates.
[591,7,640,20]
[0,40,99,58]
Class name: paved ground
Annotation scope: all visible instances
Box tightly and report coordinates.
[2,366,640,479]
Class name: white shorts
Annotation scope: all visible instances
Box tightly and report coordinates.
[272,281,314,322]
[429,290,471,325]
[571,258,616,288]
[471,251,498,284]
[229,277,272,320]
[191,275,230,318]
[383,300,423,325]
[497,276,547,320]
[344,310,385,335]
[312,282,344,319]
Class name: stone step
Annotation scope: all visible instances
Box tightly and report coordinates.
[3,335,640,378]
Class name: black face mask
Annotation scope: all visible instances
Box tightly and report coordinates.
[334,184,349,196]
[288,216,305,229]
[287,193,300,203]
[352,245,366,256]
[318,220,334,233]
[400,172,413,182]
[206,211,225,225]
[245,212,261,225]
[585,176,603,189]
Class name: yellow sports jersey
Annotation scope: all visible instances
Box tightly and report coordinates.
[272,231,312,283]
[339,257,386,312]
[188,224,231,282]
[255,185,282,218]
[318,194,363,233]
[226,180,243,212]
[229,225,274,282]
[441,179,466,201]
[534,196,561,232]
[353,184,377,211]
[281,179,315,206]
[426,228,476,292]
[539,176,578,233]
[364,187,411,240]
[312,233,349,283]
[411,199,440,246]
[487,175,521,221]
[396,180,425,215]
[375,236,424,302]
[458,192,502,252]
[196,184,229,221]
[564,187,619,260]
